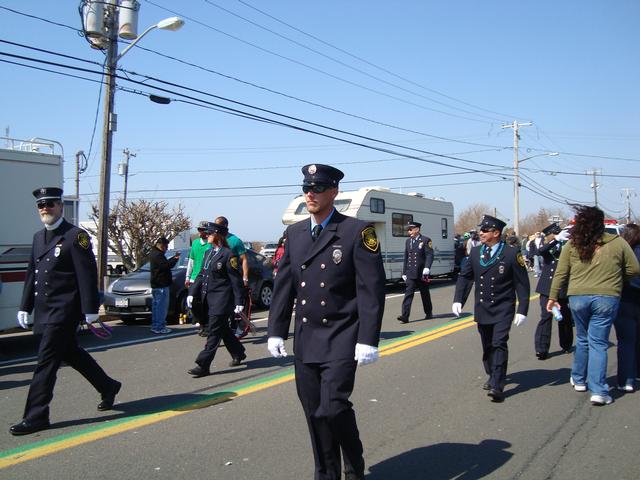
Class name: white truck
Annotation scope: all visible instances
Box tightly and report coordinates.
[0,137,71,333]
[281,186,456,281]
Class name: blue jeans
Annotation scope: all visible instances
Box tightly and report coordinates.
[151,287,170,331]
[613,300,639,388]
[569,295,620,396]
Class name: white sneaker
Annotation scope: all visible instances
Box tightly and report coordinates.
[570,377,587,392]
[590,394,613,406]
[616,384,635,393]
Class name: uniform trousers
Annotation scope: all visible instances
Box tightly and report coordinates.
[401,277,432,319]
[534,296,573,354]
[477,319,511,391]
[24,322,115,422]
[195,299,245,370]
[294,357,364,480]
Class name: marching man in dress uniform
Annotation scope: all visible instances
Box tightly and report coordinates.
[451,214,530,402]
[534,223,573,360]
[397,221,434,323]
[10,187,121,436]
[267,164,385,480]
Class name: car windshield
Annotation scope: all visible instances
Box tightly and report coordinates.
[264,243,278,249]
[136,249,189,272]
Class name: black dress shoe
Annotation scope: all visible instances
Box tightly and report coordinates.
[396,316,408,324]
[487,389,504,402]
[345,473,364,480]
[10,419,50,436]
[188,366,210,378]
[424,312,433,320]
[229,353,247,367]
[98,380,122,411]
[536,352,549,360]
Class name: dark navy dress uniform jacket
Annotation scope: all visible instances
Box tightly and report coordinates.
[535,240,566,298]
[402,234,434,279]
[453,243,530,325]
[268,211,386,363]
[20,219,100,333]
[189,247,244,316]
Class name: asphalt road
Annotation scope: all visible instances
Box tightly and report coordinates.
[1,277,639,479]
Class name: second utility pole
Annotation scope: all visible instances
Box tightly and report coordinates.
[502,120,532,236]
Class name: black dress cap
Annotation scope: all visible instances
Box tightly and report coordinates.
[407,221,422,229]
[478,214,506,232]
[542,223,562,236]
[33,187,63,201]
[301,164,344,187]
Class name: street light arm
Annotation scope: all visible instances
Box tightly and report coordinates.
[519,152,559,164]
[116,24,157,61]
[116,16,184,61]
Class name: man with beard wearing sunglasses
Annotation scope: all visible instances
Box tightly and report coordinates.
[267,164,385,480]
[451,214,530,403]
[10,187,121,436]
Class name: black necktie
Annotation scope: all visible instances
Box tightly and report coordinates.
[312,224,323,241]
[483,247,491,262]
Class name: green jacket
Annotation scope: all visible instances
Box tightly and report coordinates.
[549,233,640,299]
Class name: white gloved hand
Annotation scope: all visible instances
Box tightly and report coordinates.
[513,313,527,327]
[85,313,99,324]
[422,268,430,276]
[186,295,193,308]
[402,275,407,282]
[452,302,462,317]
[267,336,287,358]
[354,343,379,366]
[234,305,244,314]
[555,229,570,242]
[17,311,29,329]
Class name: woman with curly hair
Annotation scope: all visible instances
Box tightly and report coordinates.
[547,205,639,406]
[613,224,640,392]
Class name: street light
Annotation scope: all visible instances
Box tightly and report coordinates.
[95,8,183,290]
[513,151,559,236]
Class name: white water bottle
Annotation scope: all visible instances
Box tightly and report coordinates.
[552,306,563,322]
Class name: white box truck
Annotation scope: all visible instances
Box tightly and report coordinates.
[281,186,456,281]
[0,137,67,332]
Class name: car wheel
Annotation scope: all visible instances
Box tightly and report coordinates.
[257,282,273,309]
[169,292,188,325]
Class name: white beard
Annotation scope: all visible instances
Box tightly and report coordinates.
[40,213,61,226]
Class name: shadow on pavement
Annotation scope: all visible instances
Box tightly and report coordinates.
[505,367,571,399]
[368,439,512,479]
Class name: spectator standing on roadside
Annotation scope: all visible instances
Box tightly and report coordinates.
[547,205,639,406]
[612,223,640,393]
[272,231,287,276]
[10,187,121,436]
[150,237,180,334]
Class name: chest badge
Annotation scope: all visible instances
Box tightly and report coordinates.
[54,245,62,257]
[216,262,223,270]
[418,242,423,249]
[499,265,505,274]
[332,248,342,264]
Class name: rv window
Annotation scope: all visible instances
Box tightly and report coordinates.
[392,213,413,237]
[441,218,448,239]
[294,199,351,215]
[370,197,385,214]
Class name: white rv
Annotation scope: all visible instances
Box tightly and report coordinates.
[282,187,456,281]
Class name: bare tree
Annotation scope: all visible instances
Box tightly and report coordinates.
[88,199,191,271]
[455,202,494,233]
[520,207,570,236]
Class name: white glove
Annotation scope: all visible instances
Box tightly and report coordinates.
[85,313,99,324]
[555,229,570,242]
[234,305,244,314]
[452,302,462,317]
[513,313,527,327]
[422,268,430,276]
[402,275,407,282]
[17,311,29,329]
[267,336,287,358]
[354,343,379,366]
[186,295,193,308]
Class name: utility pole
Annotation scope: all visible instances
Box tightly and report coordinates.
[587,169,602,207]
[118,148,136,204]
[621,188,636,223]
[501,120,532,236]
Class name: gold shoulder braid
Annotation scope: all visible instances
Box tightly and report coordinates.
[77,231,90,250]
[362,226,380,253]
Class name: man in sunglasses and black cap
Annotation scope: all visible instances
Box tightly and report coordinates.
[10,187,121,436]
[451,214,530,402]
[267,164,385,480]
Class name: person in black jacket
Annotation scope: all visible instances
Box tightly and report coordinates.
[534,223,573,360]
[267,164,385,480]
[149,237,180,334]
[186,222,247,377]
[397,221,434,323]
[10,187,121,436]
[452,214,530,402]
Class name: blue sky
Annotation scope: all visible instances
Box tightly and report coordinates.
[1,0,638,241]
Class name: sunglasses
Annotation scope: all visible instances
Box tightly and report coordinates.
[302,184,331,194]
[36,200,58,209]
[479,228,496,233]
